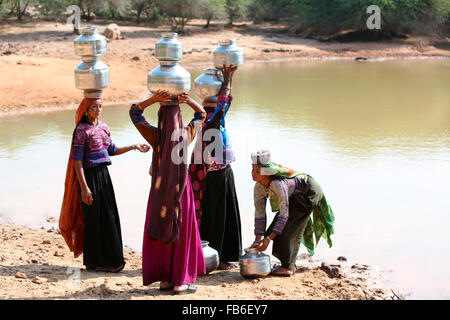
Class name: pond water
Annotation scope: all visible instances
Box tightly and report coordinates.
[0,59,449,299]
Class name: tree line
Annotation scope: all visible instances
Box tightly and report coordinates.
[0,0,448,35]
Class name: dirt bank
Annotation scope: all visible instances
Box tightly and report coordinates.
[0,222,393,300]
[0,20,448,118]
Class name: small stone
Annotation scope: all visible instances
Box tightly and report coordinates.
[337,256,348,262]
[42,240,51,245]
[54,251,64,257]
[31,259,39,264]
[221,283,227,287]
[251,279,260,284]
[351,263,370,271]
[321,261,342,278]
[32,276,47,284]
[322,261,342,268]
[131,56,140,61]
[15,272,27,279]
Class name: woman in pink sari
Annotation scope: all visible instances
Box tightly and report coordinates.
[129,90,206,295]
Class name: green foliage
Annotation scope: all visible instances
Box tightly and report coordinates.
[199,0,226,27]
[252,0,450,35]
[1,0,448,36]
[35,0,71,18]
[126,0,160,24]
[247,0,291,23]
[157,0,200,32]
[225,0,248,25]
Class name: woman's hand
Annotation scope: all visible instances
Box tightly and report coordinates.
[254,237,271,252]
[139,90,172,109]
[178,92,205,113]
[218,64,237,95]
[135,143,150,153]
[250,235,263,248]
[151,90,172,103]
[177,92,191,104]
[219,64,238,81]
[81,187,93,206]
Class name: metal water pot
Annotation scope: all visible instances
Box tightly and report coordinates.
[155,32,183,61]
[73,27,107,56]
[213,39,244,68]
[239,248,271,279]
[147,60,191,96]
[74,55,110,90]
[202,241,219,274]
[194,68,223,100]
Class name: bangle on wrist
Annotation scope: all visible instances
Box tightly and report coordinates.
[132,144,136,151]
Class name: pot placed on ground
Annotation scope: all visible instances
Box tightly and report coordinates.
[202,240,219,274]
[239,247,271,279]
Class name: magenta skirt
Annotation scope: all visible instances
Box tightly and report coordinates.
[142,179,205,286]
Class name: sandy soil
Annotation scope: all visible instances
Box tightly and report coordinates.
[0,20,448,118]
[0,222,391,300]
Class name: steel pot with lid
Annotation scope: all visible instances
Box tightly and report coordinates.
[73,27,107,56]
[239,247,271,279]
[147,60,191,96]
[213,39,244,68]
[155,32,183,61]
[194,68,223,100]
[74,55,110,90]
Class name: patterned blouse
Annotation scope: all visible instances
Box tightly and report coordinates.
[254,176,310,235]
[72,121,118,168]
[203,95,235,172]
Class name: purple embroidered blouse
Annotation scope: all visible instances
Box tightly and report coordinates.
[72,121,118,168]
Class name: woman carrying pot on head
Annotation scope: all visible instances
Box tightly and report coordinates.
[129,90,206,295]
[60,97,150,272]
[250,150,335,277]
[189,64,243,271]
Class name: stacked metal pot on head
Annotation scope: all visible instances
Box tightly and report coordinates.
[74,27,109,98]
[194,39,244,101]
[147,33,191,96]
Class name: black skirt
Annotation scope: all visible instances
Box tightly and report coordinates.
[81,164,125,269]
[200,165,242,262]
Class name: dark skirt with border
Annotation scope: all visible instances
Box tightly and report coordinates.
[200,165,243,262]
[81,164,125,269]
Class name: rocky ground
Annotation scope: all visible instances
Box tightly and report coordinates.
[0,221,395,300]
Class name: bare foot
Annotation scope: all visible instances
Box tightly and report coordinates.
[271,266,293,277]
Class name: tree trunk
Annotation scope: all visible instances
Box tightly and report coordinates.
[205,17,211,28]
[16,0,30,21]
[16,0,21,20]
[137,9,142,25]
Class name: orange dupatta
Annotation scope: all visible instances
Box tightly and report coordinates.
[59,98,101,258]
